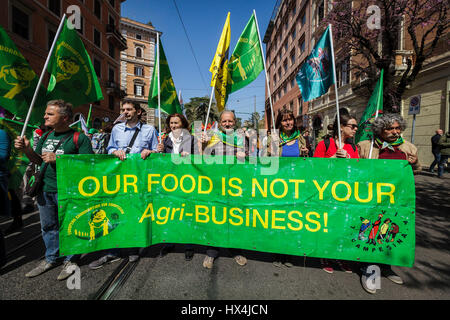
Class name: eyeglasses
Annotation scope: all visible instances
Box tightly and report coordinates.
[345,124,358,129]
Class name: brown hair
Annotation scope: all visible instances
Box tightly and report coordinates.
[165,113,189,133]
[275,109,296,131]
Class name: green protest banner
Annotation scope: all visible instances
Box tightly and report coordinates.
[57,154,416,267]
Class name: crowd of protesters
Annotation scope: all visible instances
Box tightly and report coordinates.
[0,97,448,295]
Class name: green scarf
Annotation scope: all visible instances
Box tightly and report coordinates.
[208,130,244,148]
[375,136,404,151]
[279,130,301,147]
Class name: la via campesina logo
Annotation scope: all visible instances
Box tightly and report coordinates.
[351,210,409,253]
[68,203,123,240]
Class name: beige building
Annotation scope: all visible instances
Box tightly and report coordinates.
[120,17,160,126]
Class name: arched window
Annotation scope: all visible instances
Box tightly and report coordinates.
[136,47,142,58]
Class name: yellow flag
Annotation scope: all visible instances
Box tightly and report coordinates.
[209,12,231,112]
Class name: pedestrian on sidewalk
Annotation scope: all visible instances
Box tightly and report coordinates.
[429,129,443,173]
[437,130,450,178]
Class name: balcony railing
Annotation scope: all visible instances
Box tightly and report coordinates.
[106,24,127,50]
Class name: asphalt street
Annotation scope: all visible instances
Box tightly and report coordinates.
[0,171,449,301]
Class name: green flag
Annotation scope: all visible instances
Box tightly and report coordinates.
[227,13,264,94]
[355,69,384,144]
[148,41,182,115]
[46,18,103,107]
[0,27,46,126]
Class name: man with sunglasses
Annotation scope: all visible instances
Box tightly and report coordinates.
[357,113,421,294]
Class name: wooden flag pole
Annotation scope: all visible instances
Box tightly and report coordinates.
[20,14,67,137]
[328,24,342,149]
[254,10,276,131]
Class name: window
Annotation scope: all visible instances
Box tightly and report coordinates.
[77,16,84,35]
[291,28,296,42]
[135,66,144,77]
[290,50,296,66]
[291,78,296,90]
[93,58,101,78]
[94,28,101,47]
[317,1,325,26]
[299,38,305,55]
[301,12,306,27]
[108,95,115,110]
[136,34,142,40]
[108,42,115,58]
[12,6,30,40]
[94,0,101,19]
[48,0,61,16]
[339,57,350,87]
[136,47,143,58]
[108,68,115,82]
[283,59,288,73]
[134,84,143,96]
[47,27,56,50]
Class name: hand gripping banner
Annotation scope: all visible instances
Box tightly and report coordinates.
[57,154,415,267]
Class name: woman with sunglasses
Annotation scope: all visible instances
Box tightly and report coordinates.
[313,109,359,274]
[314,109,359,159]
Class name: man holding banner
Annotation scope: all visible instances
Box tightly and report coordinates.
[14,100,93,281]
[358,113,420,293]
[200,110,248,269]
[88,99,158,269]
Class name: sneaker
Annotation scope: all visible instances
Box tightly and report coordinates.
[234,255,247,266]
[128,255,140,263]
[321,259,333,274]
[25,260,56,278]
[382,268,403,285]
[337,260,353,273]
[57,261,77,281]
[283,262,294,268]
[203,256,214,269]
[184,249,194,261]
[88,255,120,270]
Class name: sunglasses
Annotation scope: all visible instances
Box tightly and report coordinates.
[345,124,358,129]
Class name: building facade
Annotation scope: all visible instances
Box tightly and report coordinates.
[263,0,313,130]
[120,17,160,126]
[0,0,127,129]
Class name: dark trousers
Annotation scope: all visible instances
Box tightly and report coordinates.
[430,152,441,171]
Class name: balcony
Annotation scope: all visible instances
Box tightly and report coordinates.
[106,81,126,98]
[106,24,127,51]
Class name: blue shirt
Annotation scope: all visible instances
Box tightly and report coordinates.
[107,122,158,154]
[281,139,300,157]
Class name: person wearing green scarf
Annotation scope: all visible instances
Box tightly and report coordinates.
[263,108,308,157]
[357,113,421,294]
[200,110,248,269]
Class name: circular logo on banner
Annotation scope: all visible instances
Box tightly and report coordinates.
[67,203,124,240]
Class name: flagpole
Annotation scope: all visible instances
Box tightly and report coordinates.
[369,69,384,159]
[203,86,215,134]
[253,10,276,131]
[156,32,162,135]
[327,24,342,149]
[87,104,92,128]
[20,14,67,137]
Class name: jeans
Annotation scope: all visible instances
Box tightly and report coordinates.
[36,192,73,263]
[430,152,440,171]
[438,155,449,177]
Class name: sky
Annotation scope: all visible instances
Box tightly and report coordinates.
[121,0,277,121]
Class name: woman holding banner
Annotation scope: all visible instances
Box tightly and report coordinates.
[263,109,308,267]
[314,108,358,273]
[264,109,308,158]
[157,113,197,261]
